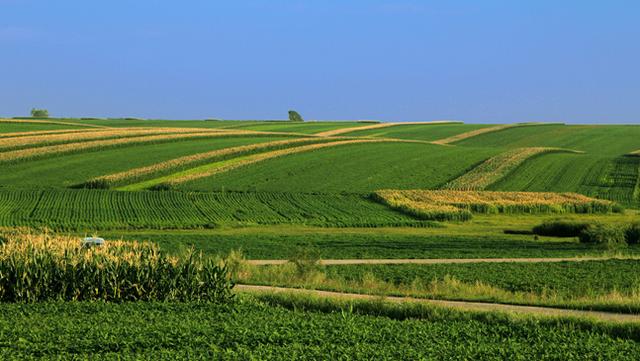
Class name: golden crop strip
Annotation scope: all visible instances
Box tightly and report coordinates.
[444,147,580,190]
[167,139,395,185]
[315,121,457,137]
[0,128,109,139]
[0,228,165,266]
[0,131,260,163]
[430,123,561,145]
[92,137,326,185]
[0,127,229,150]
[374,189,615,218]
[0,118,111,128]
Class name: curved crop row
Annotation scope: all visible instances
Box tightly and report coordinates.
[444,147,581,190]
[0,131,283,164]
[0,128,108,139]
[431,123,558,145]
[0,127,228,151]
[0,118,110,128]
[373,190,619,221]
[82,137,332,189]
[154,139,397,188]
[0,189,428,230]
[316,121,456,137]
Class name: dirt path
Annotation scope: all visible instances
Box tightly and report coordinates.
[236,284,640,323]
[246,256,632,266]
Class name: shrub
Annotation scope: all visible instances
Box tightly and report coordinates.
[532,219,592,238]
[30,108,49,118]
[626,223,640,245]
[578,223,627,248]
[288,110,304,122]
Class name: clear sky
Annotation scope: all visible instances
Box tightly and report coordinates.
[1,1,638,123]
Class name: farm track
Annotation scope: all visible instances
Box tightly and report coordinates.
[246,256,635,265]
[235,284,640,323]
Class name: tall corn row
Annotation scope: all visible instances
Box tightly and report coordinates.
[0,229,234,302]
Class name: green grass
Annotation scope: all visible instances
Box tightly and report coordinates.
[1,300,639,359]
[342,123,492,141]
[178,142,498,192]
[0,137,286,188]
[0,189,427,230]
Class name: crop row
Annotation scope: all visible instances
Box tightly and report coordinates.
[132,139,400,190]
[1,299,638,359]
[0,229,233,302]
[0,118,109,128]
[430,123,522,145]
[373,190,618,221]
[445,147,580,190]
[82,137,331,188]
[0,130,280,164]
[0,127,227,151]
[0,189,427,230]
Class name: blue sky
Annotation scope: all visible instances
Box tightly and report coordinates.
[1,1,638,123]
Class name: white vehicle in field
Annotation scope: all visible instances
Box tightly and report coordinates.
[81,237,105,248]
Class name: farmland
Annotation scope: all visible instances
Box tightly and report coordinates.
[1,118,640,358]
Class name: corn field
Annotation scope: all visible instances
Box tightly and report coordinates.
[0,228,234,302]
[373,190,619,221]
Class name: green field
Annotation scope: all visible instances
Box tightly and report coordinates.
[2,118,640,358]
[341,122,491,140]
[2,299,639,360]
[179,142,498,192]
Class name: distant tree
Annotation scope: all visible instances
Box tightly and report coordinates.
[30,108,49,118]
[288,110,304,122]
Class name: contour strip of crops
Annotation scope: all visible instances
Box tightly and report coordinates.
[0,127,231,150]
[86,137,335,188]
[431,123,560,145]
[0,130,299,163]
[316,121,456,137]
[0,128,110,139]
[0,119,110,128]
[444,147,581,190]
[161,139,402,187]
[373,190,617,221]
[0,189,427,229]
